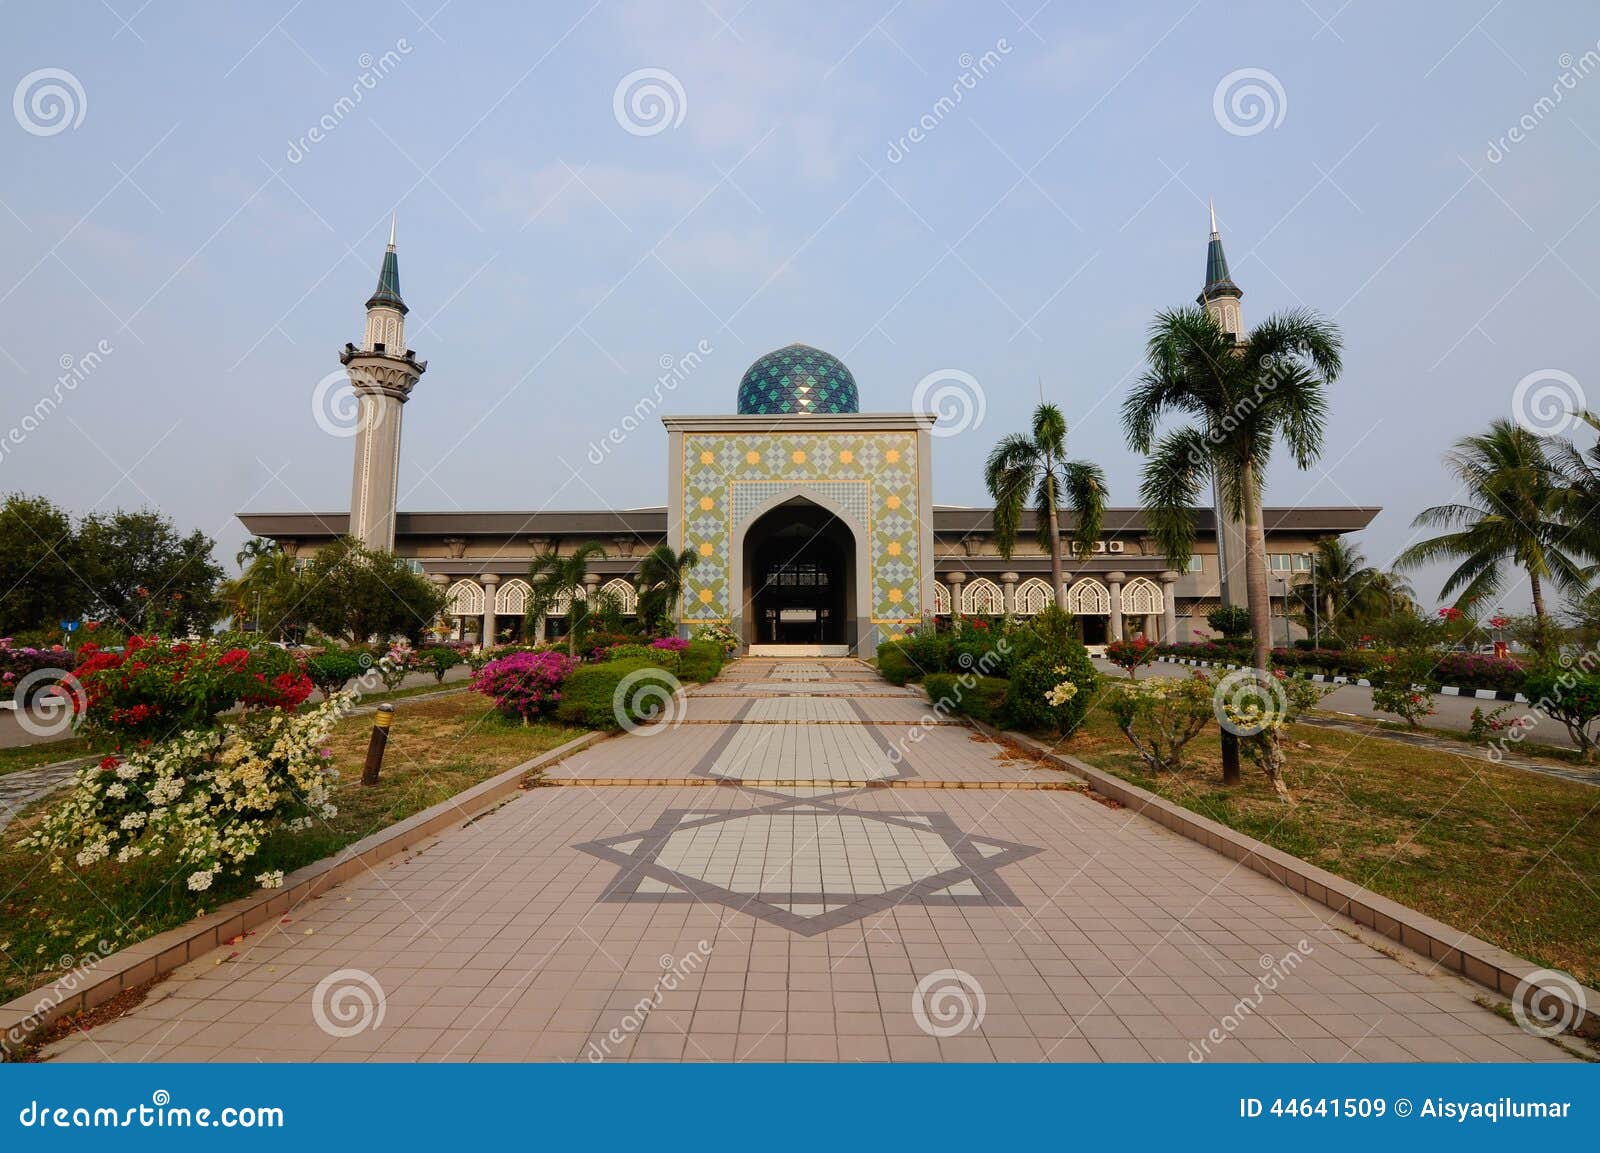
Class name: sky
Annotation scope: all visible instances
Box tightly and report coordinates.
[4,0,1600,615]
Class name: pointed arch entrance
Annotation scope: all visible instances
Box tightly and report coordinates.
[736,495,862,650]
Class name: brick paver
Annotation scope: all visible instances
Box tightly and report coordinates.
[42,658,1574,1063]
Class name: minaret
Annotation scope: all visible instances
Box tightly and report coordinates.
[1200,202,1249,608]
[341,215,426,552]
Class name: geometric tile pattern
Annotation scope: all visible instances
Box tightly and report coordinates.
[735,343,859,415]
[680,430,921,625]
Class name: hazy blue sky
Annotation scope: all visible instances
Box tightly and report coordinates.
[5,1,1600,613]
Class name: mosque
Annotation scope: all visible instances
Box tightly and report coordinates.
[239,216,1376,656]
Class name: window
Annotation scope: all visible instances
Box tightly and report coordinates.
[1186,556,1204,572]
[1293,554,1312,572]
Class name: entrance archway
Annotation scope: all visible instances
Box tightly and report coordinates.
[740,498,857,648]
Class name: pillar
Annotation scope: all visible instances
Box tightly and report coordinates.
[1105,570,1125,642]
[481,574,500,649]
[944,571,967,617]
[999,572,1018,616]
[1160,570,1179,643]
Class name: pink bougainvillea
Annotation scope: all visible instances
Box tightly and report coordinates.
[470,650,576,721]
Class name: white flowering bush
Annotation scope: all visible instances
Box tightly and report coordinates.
[1107,674,1214,773]
[691,623,739,655]
[22,694,350,893]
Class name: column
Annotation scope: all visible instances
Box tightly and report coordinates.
[1159,570,1179,643]
[944,571,967,618]
[1105,570,1125,642]
[481,574,500,649]
[999,572,1018,616]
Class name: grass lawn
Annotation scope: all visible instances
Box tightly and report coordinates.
[1058,699,1600,986]
[0,692,577,1005]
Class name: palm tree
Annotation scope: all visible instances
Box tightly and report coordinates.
[1290,537,1412,641]
[235,537,277,571]
[984,402,1107,603]
[1122,306,1342,673]
[526,541,608,656]
[635,543,698,634]
[229,541,292,637]
[1397,420,1586,624]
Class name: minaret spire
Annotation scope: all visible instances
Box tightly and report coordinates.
[341,225,427,552]
[1197,199,1243,339]
[388,210,396,250]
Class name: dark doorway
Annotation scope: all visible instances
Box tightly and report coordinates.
[743,499,855,646]
[1079,614,1108,646]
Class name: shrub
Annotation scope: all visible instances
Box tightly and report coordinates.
[1521,667,1600,761]
[924,672,1009,724]
[554,657,677,730]
[949,633,1011,679]
[1370,648,1440,728]
[604,643,676,671]
[418,645,464,683]
[651,636,689,652]
[900,626,952,676]
[70,636,312,744]
[678,640,724,683]
[0,638,74,705]
[1106,674,1214,772]
[1206,604,1252,639]
[876,641,919,686]
[470,650,576,722]
[691,623,739,655]
[302,651,368,701]
[1104,636,1157,678]
[1001,607,1098,735]
[22,695,346,892]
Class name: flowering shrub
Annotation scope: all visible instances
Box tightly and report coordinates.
[1001,607,1097,735]
[22,695,347,892]
[71,636,312,745]
[1431,651,1524,694]
[651,636,689,652]
[0,638,73,704]
[1104,636,1157,678]
[471,650,576,722]
[1370,649,1440,728]
[374,643,414,691]
[418,645,464,683]
[691,623,739,655]
[1107,674,1215,772]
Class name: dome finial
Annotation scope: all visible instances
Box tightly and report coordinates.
[1209,198,1218,237]
[387,211,397,251]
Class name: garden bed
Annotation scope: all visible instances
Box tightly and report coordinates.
[0,692,577,1006]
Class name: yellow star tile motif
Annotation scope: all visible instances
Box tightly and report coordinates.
[886,541,902,556]
[699,450,715,465]
[838,450,853,464]
[792,450,806,464]
[699,497,715,511]
[885,449,900,463]
[886,495,901,510]
[746,450,760,464]
[698,589,714,604]
[888,587,903,603]
[699,541,714,556]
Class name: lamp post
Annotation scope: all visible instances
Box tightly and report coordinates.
[1306,553,1318,649]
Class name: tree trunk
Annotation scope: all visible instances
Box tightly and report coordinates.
[1529,571,1546,621]
[1046,501,1065,606]
[1240,463,1273,671]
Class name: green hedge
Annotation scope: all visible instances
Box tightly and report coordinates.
[923,673,1009,724]
[678,640,725,683]
[553,657,677,730]
[876,641,919,685]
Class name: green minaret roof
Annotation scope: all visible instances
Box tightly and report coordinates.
[365,215,407,314]
[1198,201,1241,303]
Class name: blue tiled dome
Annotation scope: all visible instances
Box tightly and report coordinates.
[736,344,858,415]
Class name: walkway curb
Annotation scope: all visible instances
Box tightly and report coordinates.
[0,729,603,1058]
[973,721,1598,1036]
[1152,655,1528,703]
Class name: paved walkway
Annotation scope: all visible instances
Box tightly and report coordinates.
[43,659,1570,1063]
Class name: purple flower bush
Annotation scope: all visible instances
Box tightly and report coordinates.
[469,650,576,722]
[650,636,689,652]
[0,638,74,704]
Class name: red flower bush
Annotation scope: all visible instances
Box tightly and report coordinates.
[1104,636,1157,676]
[72,636,312,745]
[470,650,576,722]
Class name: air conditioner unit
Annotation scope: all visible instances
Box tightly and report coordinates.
[1107,541,1125,554]
[1091,541,1106,553]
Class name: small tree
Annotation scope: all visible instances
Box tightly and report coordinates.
[1205,604,1251,639]
[1522,666,1600,761]
[1107,674,1214,772]
[289,538,444,646]
[1104,636,1157,678]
